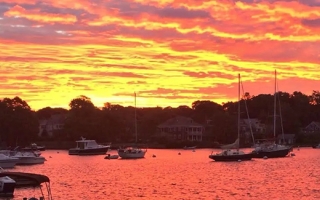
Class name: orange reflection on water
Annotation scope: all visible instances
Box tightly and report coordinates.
[9,148,320,200]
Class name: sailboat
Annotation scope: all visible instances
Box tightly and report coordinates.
[209,74,254,161]
[252,70,292,158]
[117,92,147,159]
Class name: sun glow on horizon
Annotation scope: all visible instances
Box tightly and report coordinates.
[0,0,320,111]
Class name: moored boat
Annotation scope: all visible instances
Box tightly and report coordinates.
[0,154,19,168]
[312,143,320,149]
[0,172,53,199]
[251,70,292,158]
[11,152,46,165]
[22,143,45,151]
[209,149,255,161]
[117,92,147,159]
[209,74,254,162]
[0,176,16,197]
[183,146,196,150]
[69,137,110,155]
[118,147,147,159]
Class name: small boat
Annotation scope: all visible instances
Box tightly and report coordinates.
[68,137,110,155]
[0,154,19,168]
[11,152,46,165]
[183,146,197,150]
[118,147,147,159]
[312,143,320,149]
[104,154,119,159]
[0,176,16,197]
[0,172,53,199]
[22,143,45,151]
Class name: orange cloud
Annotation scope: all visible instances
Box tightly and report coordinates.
[0,0,320,110]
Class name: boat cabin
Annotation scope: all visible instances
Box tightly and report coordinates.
[75,138,101,149]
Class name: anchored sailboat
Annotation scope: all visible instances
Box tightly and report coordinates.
[252,70,292,158]
[117,92,147,159]
[209,74,254,161]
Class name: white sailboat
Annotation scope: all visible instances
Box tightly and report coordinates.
[117,92,147,159]
[209,74,254,161]
[252,70,292,158]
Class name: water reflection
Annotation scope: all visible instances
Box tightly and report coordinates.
[7,148,320,199]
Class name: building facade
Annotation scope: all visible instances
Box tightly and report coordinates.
[157,116,204,142]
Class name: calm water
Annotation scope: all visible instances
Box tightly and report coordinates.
[6,148,320,200]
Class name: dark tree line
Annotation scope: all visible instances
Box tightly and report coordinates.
[1,90,320,147]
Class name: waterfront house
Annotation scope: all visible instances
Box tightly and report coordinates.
[239,118,266,143]
[38,114,66,137]
[157,116,204,141]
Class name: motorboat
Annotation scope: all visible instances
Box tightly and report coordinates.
[22,143,45,151]
[0,172,53,199]
[118,147,147,159]
[0,154,19,168]
[11,152,46,165]
[0,176,16,197]
[68,137,110,155]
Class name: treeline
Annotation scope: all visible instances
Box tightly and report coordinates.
[1,91,320,147]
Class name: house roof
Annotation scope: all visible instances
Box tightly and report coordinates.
[158,116,203,128]
[305,121,320,129]
[277,134,295,139]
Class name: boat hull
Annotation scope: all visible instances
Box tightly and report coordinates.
[252,148,291,158]
[117,150,146,159]
[209,153,254,161]
[14,157,46,165]
[68,147,109,155]
[0,159,18,168]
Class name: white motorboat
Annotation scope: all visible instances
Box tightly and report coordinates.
[68,137,110,155]
[118,147,147,159]
[0,154,19,169]
[11,152,46,165]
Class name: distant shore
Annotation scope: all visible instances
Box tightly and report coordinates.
[32,141,312,150]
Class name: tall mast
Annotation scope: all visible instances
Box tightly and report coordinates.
[134,92,137,143]
[273,70,277,139]
[238,73,240,150]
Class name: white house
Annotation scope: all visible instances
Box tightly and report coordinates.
[157,116,204,141]
[38,114,66,137]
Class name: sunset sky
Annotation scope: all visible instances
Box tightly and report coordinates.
[0,0,320,110]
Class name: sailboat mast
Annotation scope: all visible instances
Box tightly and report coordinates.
[238,73,240,150]
[273,70,277,139]
[134,92,137,143]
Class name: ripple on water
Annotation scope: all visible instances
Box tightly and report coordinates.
[7,148,320,200]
